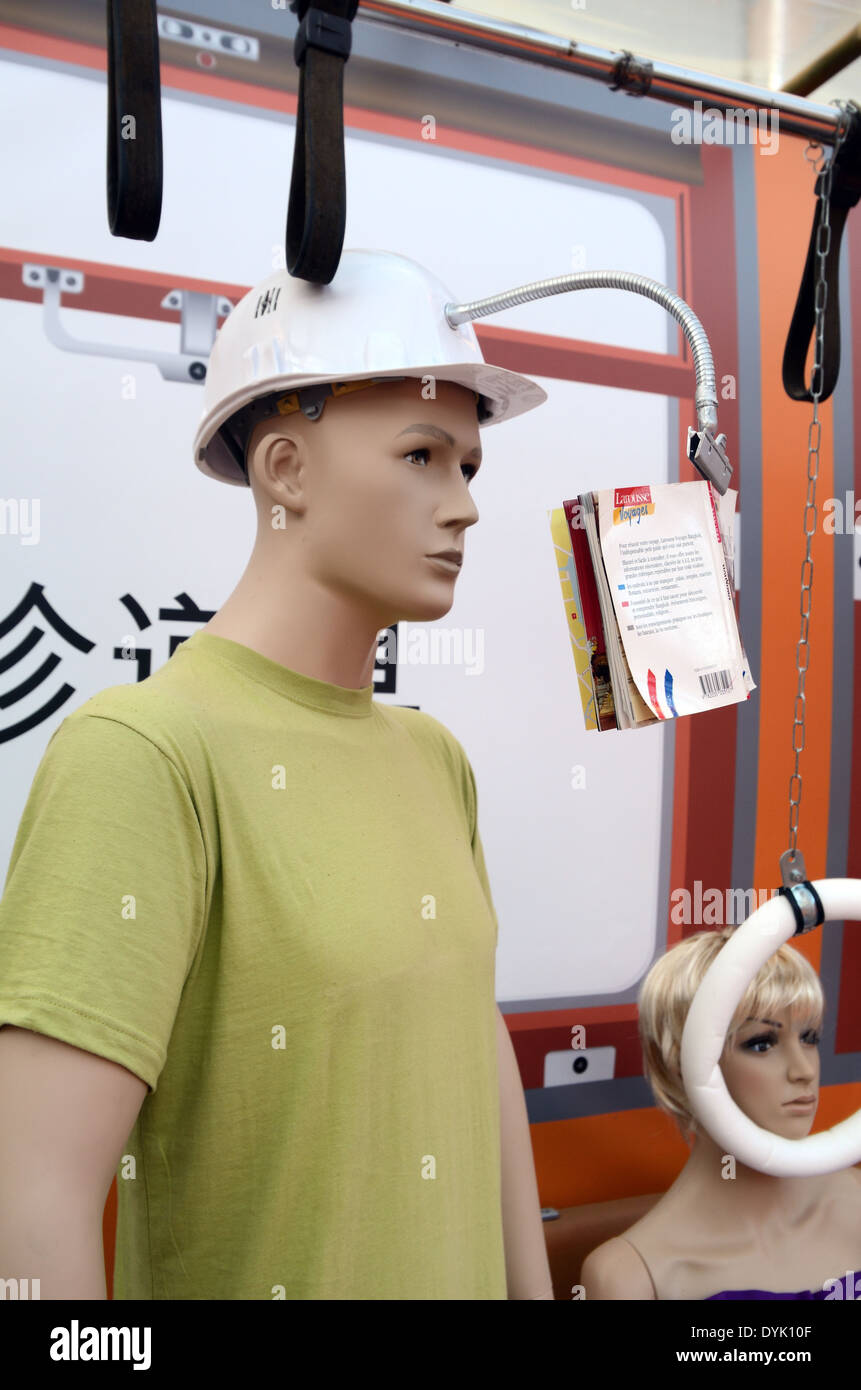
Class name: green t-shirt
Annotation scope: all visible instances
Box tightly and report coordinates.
[0,631,506,1299]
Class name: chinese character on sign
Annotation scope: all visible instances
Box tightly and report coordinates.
[0,585,214,744]
[1,592,409,744]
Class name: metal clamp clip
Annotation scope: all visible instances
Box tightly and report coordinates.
[687,428,733,495]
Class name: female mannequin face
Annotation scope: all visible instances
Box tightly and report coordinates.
[718,1005,822,1140]
[247,377,483,630]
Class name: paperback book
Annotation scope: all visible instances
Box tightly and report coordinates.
[549,480,755,731]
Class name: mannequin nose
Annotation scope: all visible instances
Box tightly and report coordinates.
[439,475,480,528]
[786,1041,817,1083]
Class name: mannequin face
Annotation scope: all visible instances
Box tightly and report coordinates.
[246,378,482,629]
[718,1005,821,1139]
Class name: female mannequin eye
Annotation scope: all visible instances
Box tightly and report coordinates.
[742,1031,777,1053]
[404,448,431,466]
[802,1028,822,1047]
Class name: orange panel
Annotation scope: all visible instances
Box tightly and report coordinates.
[753,136,834,974]
[531,1083,861,1209]
[532,1108,690,1208]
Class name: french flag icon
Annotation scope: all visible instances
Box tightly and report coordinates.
[647,668,679,719]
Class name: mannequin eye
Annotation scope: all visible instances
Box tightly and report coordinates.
[742,1031,777,1053]
[801,1028,822,1046]
[403,447,478,483]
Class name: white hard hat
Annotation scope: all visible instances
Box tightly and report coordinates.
[193,248,548,486]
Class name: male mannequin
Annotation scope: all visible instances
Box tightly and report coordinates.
[0,260,554,1298]
[204,371,555,1298]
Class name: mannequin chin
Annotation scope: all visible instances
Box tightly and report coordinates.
[205,377,483,687]
[580,928,861,1300]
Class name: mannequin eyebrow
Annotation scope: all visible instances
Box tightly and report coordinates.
[744,1017,782,1028]
[396,424,482,462]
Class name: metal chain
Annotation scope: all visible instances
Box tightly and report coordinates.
[784,100,853,882]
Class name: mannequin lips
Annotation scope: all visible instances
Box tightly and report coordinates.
[783,1096,816,1108]
[426,553,462,573]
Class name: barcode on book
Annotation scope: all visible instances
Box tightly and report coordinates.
[698,669,733,697]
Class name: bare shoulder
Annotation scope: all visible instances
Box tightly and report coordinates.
[827,1164,861,1205]
[843,1164,861,1205]
[580,1235,657,1300]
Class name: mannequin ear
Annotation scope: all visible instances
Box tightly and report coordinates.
[246,421,287,477]
[248,429,309,515]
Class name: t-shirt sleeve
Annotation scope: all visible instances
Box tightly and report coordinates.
[0,711,207,1093]
[451,734,499,945]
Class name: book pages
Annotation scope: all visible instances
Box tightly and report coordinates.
[596,481,754,719]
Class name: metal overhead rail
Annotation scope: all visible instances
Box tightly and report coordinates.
[357,0,847,144]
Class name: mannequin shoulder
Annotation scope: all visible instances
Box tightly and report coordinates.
[828,1163,861,1207]
[844,1163,861,1206]
[580,1235,657,1300]
[381,703,471,769]
[382,702,454,742]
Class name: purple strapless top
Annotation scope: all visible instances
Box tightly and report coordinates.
[705,1269,860,1301]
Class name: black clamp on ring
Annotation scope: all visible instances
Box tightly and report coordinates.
[293,6,356,67]
[778,880,825,935]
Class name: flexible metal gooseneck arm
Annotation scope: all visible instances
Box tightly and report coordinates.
[445,269,732,494]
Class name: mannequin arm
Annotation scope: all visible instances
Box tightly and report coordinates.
[496,1005,555,1299]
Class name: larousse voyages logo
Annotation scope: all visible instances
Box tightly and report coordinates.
[613,486,655,526]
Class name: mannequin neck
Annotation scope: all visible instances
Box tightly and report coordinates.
[203,543,384,691]
[675,1125,828,1224]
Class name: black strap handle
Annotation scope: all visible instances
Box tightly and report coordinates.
[287,1,359,284]
[782,103,861,403]
[106,0,163,240]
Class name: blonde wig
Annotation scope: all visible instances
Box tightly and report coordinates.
[638,926,824,1140]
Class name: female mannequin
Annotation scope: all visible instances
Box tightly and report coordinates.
[582,926,861,1300]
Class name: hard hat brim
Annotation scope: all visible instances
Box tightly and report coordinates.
[193,363,548,487]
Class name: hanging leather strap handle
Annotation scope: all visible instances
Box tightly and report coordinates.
[287,0,359,284]
[782,105,861,403]
[106,0,163,240]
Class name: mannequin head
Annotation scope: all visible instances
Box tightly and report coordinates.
[241,376,482,632]
[639,926,824,1144]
